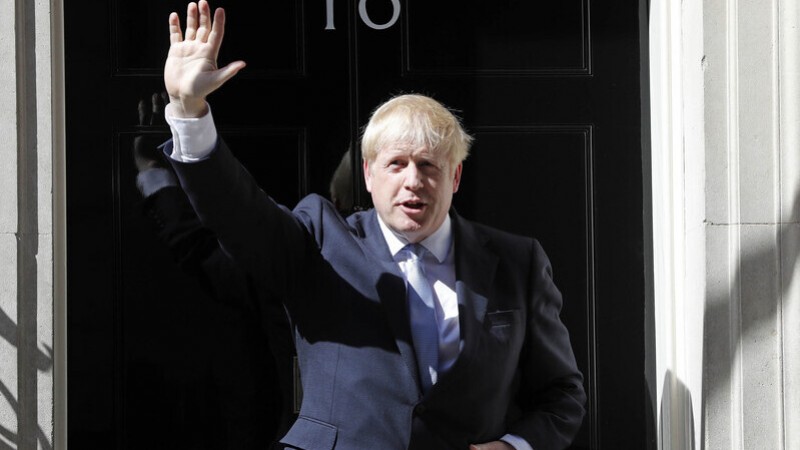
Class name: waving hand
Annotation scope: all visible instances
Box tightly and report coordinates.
[164,1,246,117]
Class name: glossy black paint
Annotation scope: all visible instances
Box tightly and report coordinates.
[66,1,651,448]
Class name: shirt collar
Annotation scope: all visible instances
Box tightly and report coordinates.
[377,213,453,263]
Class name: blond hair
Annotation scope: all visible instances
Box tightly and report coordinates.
[361,94,473,166]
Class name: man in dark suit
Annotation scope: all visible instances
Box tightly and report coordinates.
[158,2,586,448]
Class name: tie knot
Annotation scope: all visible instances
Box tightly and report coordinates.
[404,243,427,260]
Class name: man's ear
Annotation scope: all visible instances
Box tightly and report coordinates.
[363,159,373,193]
[452,162,463,193]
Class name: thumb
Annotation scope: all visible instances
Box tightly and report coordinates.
[217,60,246,81]
[206,60,247,92]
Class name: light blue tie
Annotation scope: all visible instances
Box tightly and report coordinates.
[404,244,439,393]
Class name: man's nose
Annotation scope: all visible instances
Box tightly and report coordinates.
[403,164,424,190]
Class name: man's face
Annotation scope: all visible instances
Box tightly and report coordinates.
[364,143,462,243]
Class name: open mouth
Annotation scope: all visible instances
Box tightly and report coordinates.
[400,200,426,211]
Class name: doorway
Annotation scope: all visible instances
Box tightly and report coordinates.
[65,1,651,448]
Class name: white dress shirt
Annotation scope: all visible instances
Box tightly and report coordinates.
[377,214,462,374]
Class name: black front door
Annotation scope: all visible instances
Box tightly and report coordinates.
[66,1,650,448]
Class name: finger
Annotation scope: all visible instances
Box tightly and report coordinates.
[185,2,198,40]
[208,7,226,59]
[168,12,183,44]
[137,99,147,126]
[196,0,211,42]
[150,92,161,125]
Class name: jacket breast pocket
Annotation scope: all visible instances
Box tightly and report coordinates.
[486,309,520,343]
[280,416,338,449]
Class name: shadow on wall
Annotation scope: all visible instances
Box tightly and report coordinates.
[700,187,800,449]
[0,308,53,449]
[660,370,695,450]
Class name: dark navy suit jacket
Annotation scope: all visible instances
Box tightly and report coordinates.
[140,185,298,441]
[167,139,586,450]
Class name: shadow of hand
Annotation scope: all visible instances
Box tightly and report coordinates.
[133,92,170,173]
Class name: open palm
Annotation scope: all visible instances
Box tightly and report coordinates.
[164,1,245,117]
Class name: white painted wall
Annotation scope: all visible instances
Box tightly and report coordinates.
[649,0,704,447]
[0,0,65,448]
[651,0,800,448]
[779,3,800,448]
[0,0,22,447]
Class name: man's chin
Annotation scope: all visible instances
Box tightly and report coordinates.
[388,219,428,241]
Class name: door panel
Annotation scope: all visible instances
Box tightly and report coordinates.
[404,1,589,74]
[66,1,650,448]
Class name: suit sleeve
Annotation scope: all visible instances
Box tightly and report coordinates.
[141,185,298,434]
[142,187,217,276]
[508,239,587,450]
[141,185,263,311]
[164,138,314,301]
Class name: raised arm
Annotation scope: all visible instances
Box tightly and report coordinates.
[164,0,246,118]
[161,3,317,302]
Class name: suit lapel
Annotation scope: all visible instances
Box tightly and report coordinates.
[361,210,422,392]
[452,213,498,350]
[357,210,499,393]
[424,212,498,395]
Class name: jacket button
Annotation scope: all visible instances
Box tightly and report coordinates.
[414,404,427,415]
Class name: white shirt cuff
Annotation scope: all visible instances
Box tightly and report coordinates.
[501,434,533,450]
[164,102,218,162]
